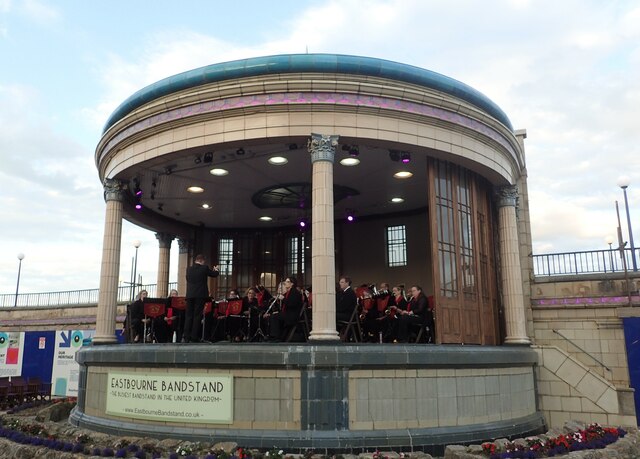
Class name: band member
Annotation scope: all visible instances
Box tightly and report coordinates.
[336,276,356,324]
[243,287,261,340]
[183,254,219,343]
[127,290,148,343]
[396,285,432,343]
[226,289,246,342]
[266,276,303,342]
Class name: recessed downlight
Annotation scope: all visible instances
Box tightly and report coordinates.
[259,216,273,221]
[340,157,360,166]
[268,156,288,165]
[393,171,413,179]
[201,203,211,209]
[210,168,229,176]
[391,197,405,203]
[187,186,204,193]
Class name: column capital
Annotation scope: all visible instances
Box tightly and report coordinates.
[495,185,519,208]
[308,133,339,164]
[103,178,126,202]
[178,238,190,254]
[156,232,174,249]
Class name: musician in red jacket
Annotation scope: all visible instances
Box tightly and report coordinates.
[396,285,434,343]
[266,276,303,342]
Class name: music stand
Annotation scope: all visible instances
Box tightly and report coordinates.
[143,298,166,343]
[226,299,244,341]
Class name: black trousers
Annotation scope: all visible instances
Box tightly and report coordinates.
[184,297,206,342]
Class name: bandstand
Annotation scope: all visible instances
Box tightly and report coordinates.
[71,54,544,452]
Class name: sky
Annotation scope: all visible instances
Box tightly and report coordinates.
[1,0,639,295]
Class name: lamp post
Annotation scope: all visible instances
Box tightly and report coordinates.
[130,240,141,301]
[605,235,614,271]
[14,253,24,307]
[617,176,637,271]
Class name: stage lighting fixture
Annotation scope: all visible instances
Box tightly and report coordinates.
[203,152,214,163]
[194,155,202,164]
[401,152,411,163]
[135,203,142,210]
[164,166,174,175]
[132,178,142,197]
[236,148,245,156]
[349,146,359,157]
[346,209,356,222]
[289,143,298,150]
[157,203,164,211]
[389,150,400,162]
[299,219,308,229]
[150,191,155,200]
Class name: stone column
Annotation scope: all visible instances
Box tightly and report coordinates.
[176,239,190,296]
[94,178,126,345]
[156,232,173,298]
[495,185,531,345]
[308,133,340,341]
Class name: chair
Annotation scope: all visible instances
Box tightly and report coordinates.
[0,378,11,409]
[8,376,28,406]
[201,300,214,341]
[285,305,311,342]
[339,301,361,342]
[27,377,51,401]
[414,296,436,344]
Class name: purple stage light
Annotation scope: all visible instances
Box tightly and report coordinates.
[135,203,142,210]
[347,215,354,222]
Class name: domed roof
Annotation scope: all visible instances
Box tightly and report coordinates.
[103,53,512,133]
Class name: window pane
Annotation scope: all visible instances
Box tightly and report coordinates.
[386,225,407,267]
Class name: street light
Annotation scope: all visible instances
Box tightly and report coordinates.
[130,240,141,302]
[617,176,637,271]
[605,235,615,271]
[14,253,24,307]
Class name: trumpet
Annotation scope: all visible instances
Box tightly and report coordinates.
[384,305,398,319]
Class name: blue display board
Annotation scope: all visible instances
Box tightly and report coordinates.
[622,317,640,425]
[21,331,56,382]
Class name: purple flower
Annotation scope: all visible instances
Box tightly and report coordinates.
[135,451,147,459]
[129,444,141,452]
[103,447,115,457]
[169,453,179,459]
[116,448,127,457]
[73,443,85,453]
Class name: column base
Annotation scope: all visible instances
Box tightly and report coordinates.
[92,335,118,345]
[504,336,531,345]
[308,329,340,341]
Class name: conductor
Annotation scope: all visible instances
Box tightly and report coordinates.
[183,254,219,342]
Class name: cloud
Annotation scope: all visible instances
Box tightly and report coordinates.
[20,0,60,25]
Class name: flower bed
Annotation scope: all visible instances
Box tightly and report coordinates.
[480,423,627,458]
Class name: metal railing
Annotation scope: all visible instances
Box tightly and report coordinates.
[0,282,177,308]
[532,247,639,277]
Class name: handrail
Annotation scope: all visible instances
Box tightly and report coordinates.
[532,247,639,277]
[0,283,177,308]
[552,329,611,372]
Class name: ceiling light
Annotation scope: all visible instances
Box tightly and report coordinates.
[187,186,204,193]
[299,218,307,229]
[201,203,211,209]
[401,152,411,163]
[210,168,229,176]
[391,197,405,203]
[135,203,142,210]
[203,152,214,163]
[194,155,202,164]
[340,157,360,166]
[346,209,356,222]
[236,148,245,156]
[259,216,273,221]
[268,156,288,165]
[394,171,413,179]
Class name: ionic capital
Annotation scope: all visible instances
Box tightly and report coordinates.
[308,133,339,164]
